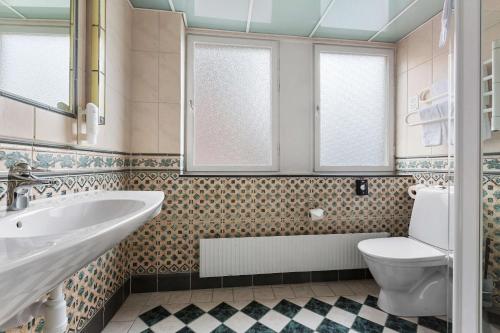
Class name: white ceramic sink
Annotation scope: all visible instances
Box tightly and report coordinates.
[0,190,164,328]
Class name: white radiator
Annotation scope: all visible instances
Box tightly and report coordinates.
[200,232,389,278]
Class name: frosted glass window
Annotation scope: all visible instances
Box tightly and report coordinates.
[315,46,393,171]
[188,37,278,171]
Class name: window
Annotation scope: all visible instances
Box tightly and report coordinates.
[314,45,394,172]
[186,35,279,172]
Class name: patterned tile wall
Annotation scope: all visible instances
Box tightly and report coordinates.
[127,168,416,275]
[0,142,130,333]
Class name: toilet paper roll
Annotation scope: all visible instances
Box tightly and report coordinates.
[309,208,324,221]
[408,184,426,199]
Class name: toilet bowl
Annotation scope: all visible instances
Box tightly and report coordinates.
[358,187,453,317]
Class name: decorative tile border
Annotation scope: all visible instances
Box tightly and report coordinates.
[129,154,183,171]
[397,154,500,175]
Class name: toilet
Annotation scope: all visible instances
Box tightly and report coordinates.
[358,187,453,317]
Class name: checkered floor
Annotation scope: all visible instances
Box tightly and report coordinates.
[104,282,451,333]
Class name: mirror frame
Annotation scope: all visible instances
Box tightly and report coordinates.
[0,0,79,118]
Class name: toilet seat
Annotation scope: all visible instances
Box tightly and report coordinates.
[358,237,448,267]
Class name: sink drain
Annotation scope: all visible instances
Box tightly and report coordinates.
[16,221,22,228]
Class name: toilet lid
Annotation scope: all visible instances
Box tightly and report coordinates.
[358,237,448,265]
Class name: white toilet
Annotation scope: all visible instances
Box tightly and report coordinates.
[358,187,453,317]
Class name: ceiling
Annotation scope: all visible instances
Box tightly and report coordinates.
[129,0,444,43]
[0,0,70,20]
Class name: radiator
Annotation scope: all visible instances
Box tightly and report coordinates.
[200,232,389,278]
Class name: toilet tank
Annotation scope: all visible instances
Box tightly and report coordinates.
[409,186,454,251]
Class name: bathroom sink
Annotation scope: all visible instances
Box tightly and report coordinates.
[0,190,164,328]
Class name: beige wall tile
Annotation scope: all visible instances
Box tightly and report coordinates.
[407,21,433,70]
[132,51,159,102]
[35,108,76,144]
[0,97,34,139]
[406,61,433,156]
[432,53,449,83]
[131,102,158,153]
[159,53,181,103]
[396,38,408,74]
[132,10,159,52]
[396,73,408,157]
[159,103,181,154]
[159,11,182,54]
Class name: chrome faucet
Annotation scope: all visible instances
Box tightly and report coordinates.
[7,162,58,211]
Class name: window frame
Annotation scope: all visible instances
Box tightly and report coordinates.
[313,44,395,173]
[186,34,280,173]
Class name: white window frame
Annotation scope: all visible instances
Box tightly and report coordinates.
[186,35,280,172]
[313,44,395,173]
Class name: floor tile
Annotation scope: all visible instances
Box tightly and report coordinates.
[139,306,171,326]
[281,320,314,333]
[128,319,149,333]
[253,287,275,300]
[176,327,196,333]
[364,295,380,309]
[334,297,363,315]
[147,292,171,307]
[111,304,145,322]
[288,298,311,307]
[124,293,153,307]
[242,301,271,320]
[327,282,355,296]
[326,307,357,328]
[316,318,349,333]
[150,316,185,333]
[208,302,238,322]
[213,288,234,303]
[385,314,418,333]
[310,284,335,297]
[358,305,389,326]
[258,310,290,332]
[273,299,302,318]
[212,324,237,333]
[246,322,276,333]
[233,287,254,301]
[351,316,385,333]
[175,304,206,324]
[168,291,192,304]
[191,289,213,303]
[304,298,333,316]
[224,311,257,332]
[188,313,220,333]
[102,321,133,333]
[291,284,315,298]
[272,286,295,299]
[293,308,323,330]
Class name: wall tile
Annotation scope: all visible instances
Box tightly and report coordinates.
[432,52,450,83]
[159,103,181,154]
[407,21,433,70]
[396,72,408,157]
[132,10,160,52]
[406,61,433,156]
[159,11,182,54]
[396,38,408,74]
[34,108,76,144]
[132,51,159,103]
[159,53,181,103]
[0,97,34,140]
[131,102,159,153]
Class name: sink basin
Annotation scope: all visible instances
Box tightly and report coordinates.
[0,190,164,328]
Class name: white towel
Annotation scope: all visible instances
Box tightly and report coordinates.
[420,104,443,146]
[483,113,492,141]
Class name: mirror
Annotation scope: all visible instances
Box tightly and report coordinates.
[0,0,77,115]
[87,0,106,124]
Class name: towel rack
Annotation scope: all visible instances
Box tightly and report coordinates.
[405,109,450,127]
[405,89,450,127]
[483,40,500,131]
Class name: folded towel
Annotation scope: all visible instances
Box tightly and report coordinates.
[420,104,443,146]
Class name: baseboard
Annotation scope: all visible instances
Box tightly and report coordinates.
[131,269,372,293]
